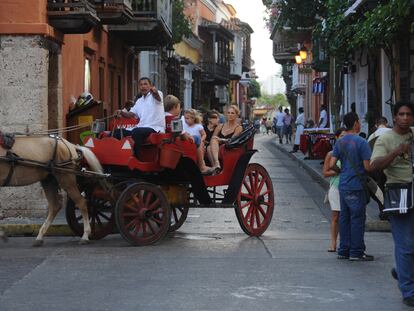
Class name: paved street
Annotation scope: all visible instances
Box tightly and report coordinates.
[0,135,406,311]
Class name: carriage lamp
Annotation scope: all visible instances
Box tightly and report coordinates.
[295,55,302,64]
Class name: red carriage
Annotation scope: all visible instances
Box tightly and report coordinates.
[65,117,275,246]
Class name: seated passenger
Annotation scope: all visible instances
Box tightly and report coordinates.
[116,77,165,158]
[203,110,220,147]
[182,109,214,175]
[164,95,181,133]
[207,105,243,171]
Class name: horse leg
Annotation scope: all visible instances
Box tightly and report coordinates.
[33,177,61,247]
[59,176,91,244]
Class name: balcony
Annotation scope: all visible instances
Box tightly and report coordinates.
[94,0,133,24]
[230,60,242,80]
[291,64,307,91]
[47,0,100,34]
[242,53,251,72]
[201,62,230,85]
[109,0,172,48]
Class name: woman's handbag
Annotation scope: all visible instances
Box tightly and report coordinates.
[383,182,414,215]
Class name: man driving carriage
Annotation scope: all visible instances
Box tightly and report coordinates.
[115,77,165,158]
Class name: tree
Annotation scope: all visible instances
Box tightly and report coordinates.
[248,79,261,98]
[258,93,288,108]
[172,0,193,44]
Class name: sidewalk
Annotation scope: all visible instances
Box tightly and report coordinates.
[271,139,391,232]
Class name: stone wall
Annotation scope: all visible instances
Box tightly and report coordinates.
[0,35,55,218]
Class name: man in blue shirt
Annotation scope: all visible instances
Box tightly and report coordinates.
[330,112,373,261]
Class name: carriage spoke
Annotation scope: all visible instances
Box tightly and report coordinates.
[130,193,141,208]
[245,205,254,222]
[249,206,255,226]
[145,191,154,207]
[257,205,267,218]
[239,201,252,209]
[241,192,253,200]
[148,198,161,211]
[255,208,261,228]
[173,208,178,222]
[146,220,157,234]
[257,176,266,193]
[260,190,271,197]
[243,180,253,196]
[125,201,138,212]
[96,211,111,221]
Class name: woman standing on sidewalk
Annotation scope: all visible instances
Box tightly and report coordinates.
[322,128,346,252]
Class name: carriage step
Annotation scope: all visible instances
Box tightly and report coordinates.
[188,204,235,209]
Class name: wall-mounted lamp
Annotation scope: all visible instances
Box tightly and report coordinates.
[295,55,302,64]
[166,43,175,58]
[299,46,308,60]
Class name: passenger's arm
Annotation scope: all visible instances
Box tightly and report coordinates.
[117,109,137,119]
[150,87,162,102]
[211,124,223,141]
[200,128,207,144]
[232,125,243,137]
[329,155,340,173]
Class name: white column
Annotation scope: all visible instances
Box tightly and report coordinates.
[183,64,193,110]
[381,49,393,123]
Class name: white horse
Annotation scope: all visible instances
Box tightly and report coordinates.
[0,135,103,246]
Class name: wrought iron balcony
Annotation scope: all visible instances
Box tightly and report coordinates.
[109,0,172,48]
[47,0,100,34]
[201,62,230,85]
[94,0,133,24]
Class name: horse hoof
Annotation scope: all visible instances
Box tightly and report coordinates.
[78,239,90,245]
[32,240,44,247]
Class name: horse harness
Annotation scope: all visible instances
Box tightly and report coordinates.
[0,132,81,187]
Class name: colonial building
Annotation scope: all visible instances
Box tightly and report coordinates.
[0,0,172,217]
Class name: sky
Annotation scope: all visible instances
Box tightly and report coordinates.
[224,0,286,94]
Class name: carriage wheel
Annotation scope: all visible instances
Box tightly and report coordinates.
[168,205,189,232]
[65,183,115,240]
[236,163,274,236]
[115,182,170,246]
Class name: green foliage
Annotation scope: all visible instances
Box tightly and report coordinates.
[248,79,261,98]
[172,0,193,44]
[259,93,288,108]
[263,0,326,33]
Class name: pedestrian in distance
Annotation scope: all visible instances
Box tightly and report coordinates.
[318,104,328,128]
[274,106,285,144]
[370,101,414,307]
[265,118,273,135]
[290,107,304,153]
[323,127,346,252]
[329,112,374,261]
[283,108,293,144]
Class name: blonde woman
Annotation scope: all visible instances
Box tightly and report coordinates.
[207,105,243,171]
[181,109,214,175]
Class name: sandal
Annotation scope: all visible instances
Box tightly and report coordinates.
[201,167,215,175]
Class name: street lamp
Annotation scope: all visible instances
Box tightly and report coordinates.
[299,46,308,60]
[166,43,175,59]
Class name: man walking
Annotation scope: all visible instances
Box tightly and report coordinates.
[273,106,285,144]
[370,101,414,307]
[330,112,374,261]
[291,107,304,153]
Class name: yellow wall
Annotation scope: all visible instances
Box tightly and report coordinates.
[174,41,200,64]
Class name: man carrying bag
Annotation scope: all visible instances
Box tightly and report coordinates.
[370,101,414,307]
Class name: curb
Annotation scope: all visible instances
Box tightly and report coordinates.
[0,224,74,237]
[272,141,391,233]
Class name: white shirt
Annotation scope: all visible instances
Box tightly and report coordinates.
[319,109,327,128]
[295,113,305,126]
[181,116,203,138]
[275,112,285,127]
[368,126,391,142]
[130,90,165,133]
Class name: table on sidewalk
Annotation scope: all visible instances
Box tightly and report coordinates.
[299,128,335,160]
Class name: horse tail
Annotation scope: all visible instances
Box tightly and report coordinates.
[77,146,103,173]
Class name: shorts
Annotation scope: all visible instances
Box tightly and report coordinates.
[328,186,340,212]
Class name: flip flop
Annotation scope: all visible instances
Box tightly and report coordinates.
[327,248,336,253]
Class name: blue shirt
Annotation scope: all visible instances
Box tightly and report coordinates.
[332,134,371,191]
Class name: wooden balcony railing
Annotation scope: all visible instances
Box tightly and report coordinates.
[201,62,230,84]
[47,0,100,34]
[94,0,133,24]
[109,0,172,47]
